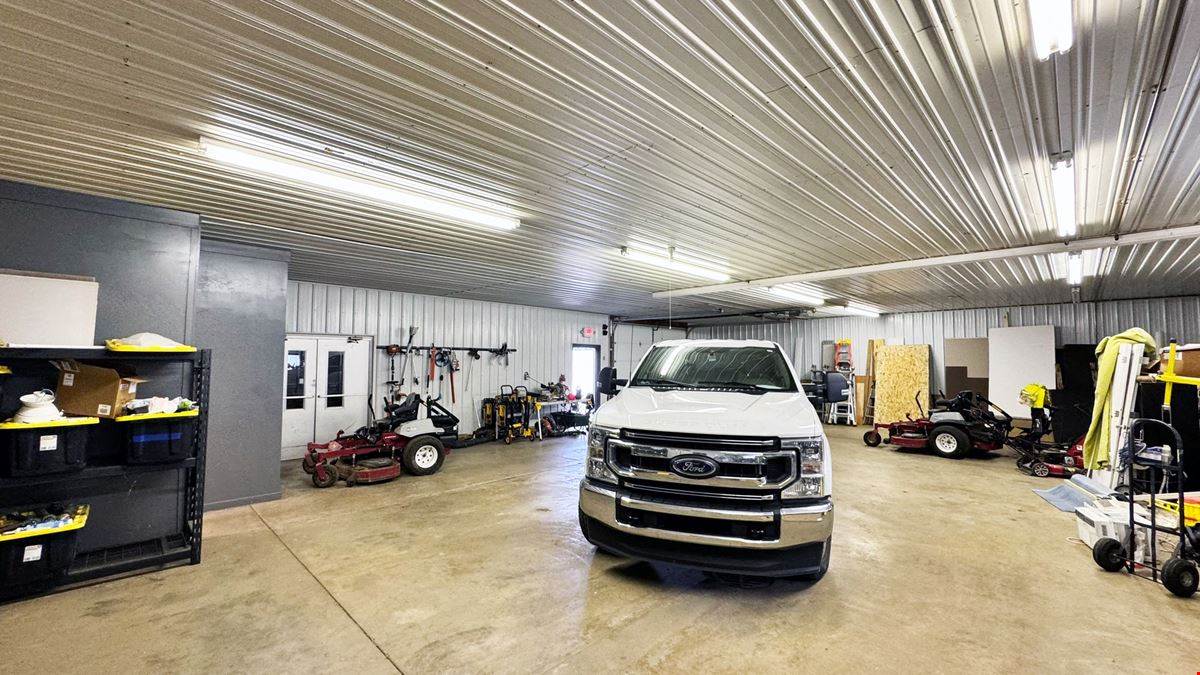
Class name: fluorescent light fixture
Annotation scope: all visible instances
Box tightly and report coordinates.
[1066,251,1083,286]
[766,286,825,306]
[1030,0,1074,60]
[619,247,730,282]
[1051,158,1076,238]
[843,302,881,318]
[200,137,520,231]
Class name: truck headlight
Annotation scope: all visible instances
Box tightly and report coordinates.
[586,425,619,484]
[781,437,826,498]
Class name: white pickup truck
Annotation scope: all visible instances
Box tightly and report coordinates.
[578,339,833,579]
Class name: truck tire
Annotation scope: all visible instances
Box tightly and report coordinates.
[862,430,882,447]
[928,426,970,459]
[402,436,445,476]
[798,536,832,582]
[578,509,622,557]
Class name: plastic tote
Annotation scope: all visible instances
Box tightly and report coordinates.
[0,417,96,476]
[115,410,199,464]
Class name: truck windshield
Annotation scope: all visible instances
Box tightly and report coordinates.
[629,345,796,392]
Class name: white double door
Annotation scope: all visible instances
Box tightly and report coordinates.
[281,335,372,460]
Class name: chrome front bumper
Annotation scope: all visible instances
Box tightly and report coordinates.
[579,479,833,550]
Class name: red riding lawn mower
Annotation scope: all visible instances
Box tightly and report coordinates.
[862,390,1012,459]
[303,392,458,488]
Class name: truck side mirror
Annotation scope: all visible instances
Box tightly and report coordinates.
[598,367,625,396]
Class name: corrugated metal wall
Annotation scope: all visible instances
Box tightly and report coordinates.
[286,281,609,427]
[692,297,1200,392]
[611,324,687,377]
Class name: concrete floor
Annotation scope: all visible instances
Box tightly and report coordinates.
[1,425,1197,674]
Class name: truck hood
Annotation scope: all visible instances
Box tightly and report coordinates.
[593,387,823,438]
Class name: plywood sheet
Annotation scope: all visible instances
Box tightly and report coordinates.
[989,325,1056,418]
[874,344,930,424]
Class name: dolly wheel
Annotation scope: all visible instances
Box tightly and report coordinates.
[1162,558,1199,598]
[1031,462,1051,478]
[929,426,970,459]
[302,455,316,475]
[862,430,882,447]
[402,436,445,476]
[311,463,339,488]
[1092,537,1126,572]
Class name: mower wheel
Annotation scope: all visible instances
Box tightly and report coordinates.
[1030,462,1051,478]
[1092,537,1126,572]
[928,426,970,459]
[403,436,445,476]
[863,430,882,447]
[1162,557,1198,598]
[311,463,339,488]
[301,455,316,474]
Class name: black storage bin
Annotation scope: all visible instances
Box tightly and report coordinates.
[0,420,92,477]
[0,529,80,588]
[118,413,197,464]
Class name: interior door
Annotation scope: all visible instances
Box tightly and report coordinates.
[314,337,372,443]
[281,337,318,459]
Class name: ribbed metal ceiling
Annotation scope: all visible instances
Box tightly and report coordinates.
[1,0,1197,318]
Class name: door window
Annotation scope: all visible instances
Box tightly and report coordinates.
[286,350,306,410]
[326,351,345,408]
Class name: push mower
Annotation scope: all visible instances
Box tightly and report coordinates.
[302,392,459,488]
[1005,384,1085,478]
[863,390,1013,459]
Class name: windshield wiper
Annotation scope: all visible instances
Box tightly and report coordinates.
[695,380,779,392]
[632,378,691,389]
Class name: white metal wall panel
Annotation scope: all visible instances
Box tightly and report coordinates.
[286,280,608,427]
[611,324,686,378]
[694,297,1200,392]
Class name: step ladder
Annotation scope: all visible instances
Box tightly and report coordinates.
[834,339,853,373]
[863,378,876,426]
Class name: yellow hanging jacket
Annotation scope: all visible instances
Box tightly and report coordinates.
[1083,328,1157,469]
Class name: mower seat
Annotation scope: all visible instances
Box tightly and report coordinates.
[388,394,421,424]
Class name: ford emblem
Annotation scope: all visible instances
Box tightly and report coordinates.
[670,455,719,479]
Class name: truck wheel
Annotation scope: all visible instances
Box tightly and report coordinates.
[862,430,882,447]
[1162,558,1199,597]
[798,537,831,582]
[1092,537,1126,572]
[311,463,338,488]
[402,436,445,476]
[929,426,970,459]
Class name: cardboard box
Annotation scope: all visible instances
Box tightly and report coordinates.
[53,361,146,419]
[1160,344,1200,378]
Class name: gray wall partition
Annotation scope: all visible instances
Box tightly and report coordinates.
[195,240,288,508]
[1,180,289,512]
[0,180,202,549]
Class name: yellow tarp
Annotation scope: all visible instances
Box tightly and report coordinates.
[1083,328,1157,469]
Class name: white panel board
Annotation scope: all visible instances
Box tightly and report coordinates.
[988,325,1056,417]
[0,271,98,346]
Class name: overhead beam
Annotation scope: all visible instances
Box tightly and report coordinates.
[650,224,1200,299]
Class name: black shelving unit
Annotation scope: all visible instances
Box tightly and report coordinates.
[0,348,210,601]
